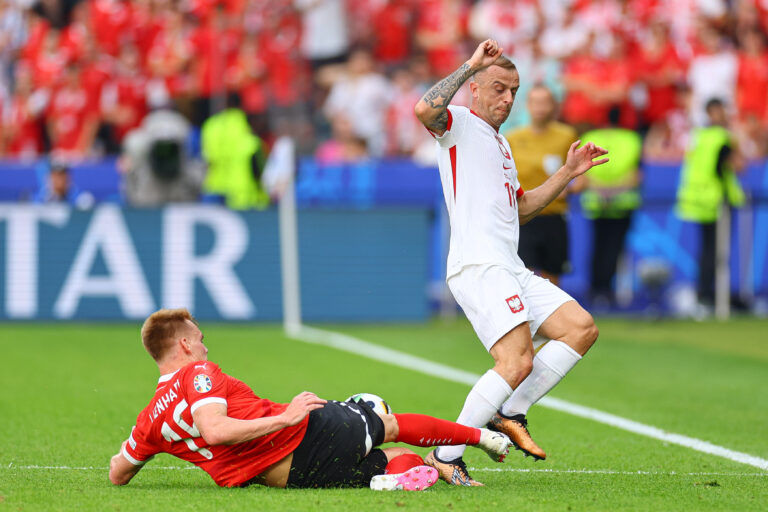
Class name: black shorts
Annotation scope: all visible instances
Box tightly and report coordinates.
[518,214,570,275]
[285,401,388,488]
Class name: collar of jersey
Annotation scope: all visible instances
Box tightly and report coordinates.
[158,370,179,383]
[470,109,499,133]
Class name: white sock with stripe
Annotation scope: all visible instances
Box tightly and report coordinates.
[437,369,512,462]
[500,340,581,418]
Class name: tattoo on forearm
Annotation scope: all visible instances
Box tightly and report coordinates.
[420,63,473,131]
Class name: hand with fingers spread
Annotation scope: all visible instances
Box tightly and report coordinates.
[468,39,505,72]
[281,391,327,426]
[564,140,609,178]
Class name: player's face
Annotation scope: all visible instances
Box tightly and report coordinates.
[528,87,555,125]
[471,66,519,129]
[184,320,208,361]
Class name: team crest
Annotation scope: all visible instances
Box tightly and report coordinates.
[494,134,511,159]
[506,295,525,313]
[193,374,212,393]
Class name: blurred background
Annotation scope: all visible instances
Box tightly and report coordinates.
[0,0,766,322]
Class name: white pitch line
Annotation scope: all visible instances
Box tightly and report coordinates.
[3,464,197,471]
[5,464,766,478]
[469,468,768,477]
[287,325,768,472]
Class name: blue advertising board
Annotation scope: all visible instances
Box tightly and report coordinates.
[0,205,431,321]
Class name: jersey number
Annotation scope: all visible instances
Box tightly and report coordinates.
[161,399,214,460]
[505,183,517,208]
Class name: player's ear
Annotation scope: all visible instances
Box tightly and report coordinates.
[179,337,191,354]
[469,80,479,98]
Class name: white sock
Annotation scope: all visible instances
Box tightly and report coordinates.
[437,369,512,461]
[500,340,581,418]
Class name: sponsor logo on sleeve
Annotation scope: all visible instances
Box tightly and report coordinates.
[193,374,213,393]
[506,295,525,313]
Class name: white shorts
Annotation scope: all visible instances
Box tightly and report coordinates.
[447,264,574,352]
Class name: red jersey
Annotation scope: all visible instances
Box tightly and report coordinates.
[89,0,133,56]
[122,361,308,487]
[636,42,685,124]
[101,75,149,141]
[47,84,96,154]
[737,51,768,121]
[3,94,45,157]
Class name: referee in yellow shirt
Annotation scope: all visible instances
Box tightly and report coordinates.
[506,85,582,286]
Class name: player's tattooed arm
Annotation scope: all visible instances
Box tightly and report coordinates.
[415,63,473,133]
[414,39,504,135]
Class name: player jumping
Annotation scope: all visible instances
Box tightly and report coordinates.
[414,39,609,486]
[109,308,512,491]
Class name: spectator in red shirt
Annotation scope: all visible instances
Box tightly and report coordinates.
[1,65,47,159]
[46,65,99,160]
[736,27,768,122]
[147,9,194,101]
[226,34,269,136]
[635,19,687,129]
[561,34,607,131]
[101,44,150,152]
[79,33,114,115]
[370,0,415,71]
[415,0,468,78]
[30,28,70,89]
[190,4,243,123]
[259,6,310,110]
[89,0,133,56]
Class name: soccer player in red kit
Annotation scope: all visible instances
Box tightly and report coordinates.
[109,309,512,491]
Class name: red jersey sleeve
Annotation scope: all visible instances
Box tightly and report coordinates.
[181,362,229,415]
[122,420,157,466]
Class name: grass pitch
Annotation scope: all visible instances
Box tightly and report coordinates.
[1,317,767,511]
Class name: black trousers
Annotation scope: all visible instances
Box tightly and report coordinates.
[698,221,717,303]
[590,217,632,300]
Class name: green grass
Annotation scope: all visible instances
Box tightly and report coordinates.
[1,318,767,511]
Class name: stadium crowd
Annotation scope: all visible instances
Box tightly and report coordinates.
[0,0,767,164]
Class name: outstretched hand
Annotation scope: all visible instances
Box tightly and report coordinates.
[564,140,609,178]
[468,39,504,71]
[281,391,327,426]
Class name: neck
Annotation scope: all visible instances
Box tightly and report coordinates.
[157,355,193,376]
[531,119,549,133]
[469,104,500,132]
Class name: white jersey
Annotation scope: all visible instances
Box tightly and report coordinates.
[433,105,526,279]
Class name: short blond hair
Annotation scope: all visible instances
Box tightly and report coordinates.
[141,308,197,361]
[471,55,517,82]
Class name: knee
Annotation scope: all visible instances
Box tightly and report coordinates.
[494,355,533,388]
[381,413,399,443]
[583,314,599,345]
[574,313,599,353]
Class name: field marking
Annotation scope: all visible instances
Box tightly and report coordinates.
[469,468,768,477]
[286,325,768,472]
[5,464,767,478]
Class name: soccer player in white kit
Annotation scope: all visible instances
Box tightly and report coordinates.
[414,39,609,486]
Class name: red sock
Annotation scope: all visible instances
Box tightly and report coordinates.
[385,453,424,474]
[393,414,482,447]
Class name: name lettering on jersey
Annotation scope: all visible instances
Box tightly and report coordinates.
[149,379,181,422]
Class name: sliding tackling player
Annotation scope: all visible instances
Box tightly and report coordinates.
[109,308,511,491]
[414,39,608,485]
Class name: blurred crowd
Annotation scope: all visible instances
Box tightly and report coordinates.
[1,0,768,164]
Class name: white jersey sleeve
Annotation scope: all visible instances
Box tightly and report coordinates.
[431,105,471,148]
